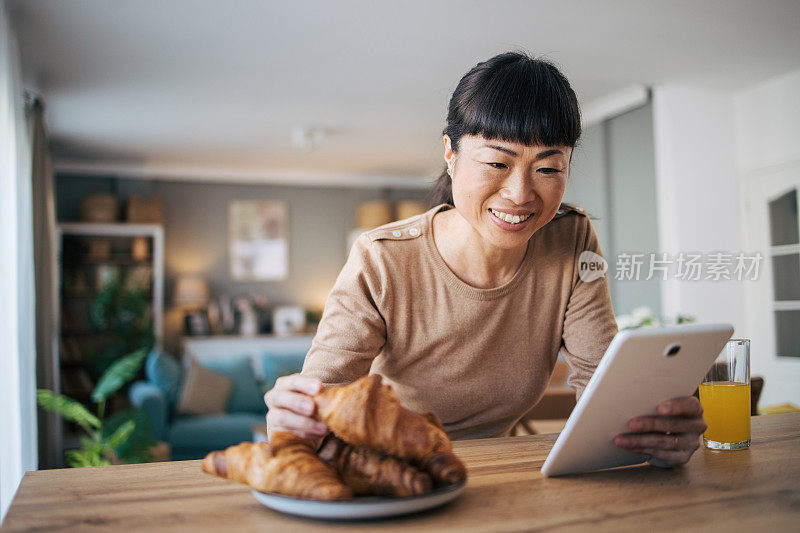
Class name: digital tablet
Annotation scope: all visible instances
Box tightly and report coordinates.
[540,323,733,477]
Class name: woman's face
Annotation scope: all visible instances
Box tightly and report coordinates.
[444,134,571,251]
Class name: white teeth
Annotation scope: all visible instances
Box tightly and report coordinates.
[491,209,531,224]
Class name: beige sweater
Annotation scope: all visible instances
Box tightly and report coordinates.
[303,204,618,440]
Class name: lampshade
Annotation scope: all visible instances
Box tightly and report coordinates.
[174,275,209,307]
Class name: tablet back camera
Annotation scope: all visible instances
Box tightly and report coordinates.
[664,344,681,357]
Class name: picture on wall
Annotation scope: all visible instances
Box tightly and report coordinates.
[229,200,289,281]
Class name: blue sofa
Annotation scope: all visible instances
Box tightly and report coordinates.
[129,350,305,460]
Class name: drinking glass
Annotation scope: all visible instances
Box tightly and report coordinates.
[699,339,751,450]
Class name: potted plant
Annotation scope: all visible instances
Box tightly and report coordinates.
[37,348,157,467]
[88,276,155,379]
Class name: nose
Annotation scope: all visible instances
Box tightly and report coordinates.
[500,169,536,205]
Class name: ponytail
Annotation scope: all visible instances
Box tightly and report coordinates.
[426,167,453,208]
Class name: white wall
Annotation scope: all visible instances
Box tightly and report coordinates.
[735,70,800,173]
[567,123,610,247]
[606,104,661,315]
[0,1,37,522]
[567,104,662,317]
[653,75,800,407]
[735,69,800,406]
[652,86,747,333]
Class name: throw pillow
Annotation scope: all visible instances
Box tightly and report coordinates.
[177,359,233,416]
[144,349,183,405]
[201,356,265,414]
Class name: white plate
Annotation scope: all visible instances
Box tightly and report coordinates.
[251,481,466,520]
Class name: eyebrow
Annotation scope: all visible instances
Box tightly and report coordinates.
[484,144,564,160]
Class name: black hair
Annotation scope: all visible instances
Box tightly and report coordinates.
[428,51,582,208]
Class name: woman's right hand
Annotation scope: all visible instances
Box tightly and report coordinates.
[264,374,329,443]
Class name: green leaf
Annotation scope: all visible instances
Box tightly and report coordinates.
[65,448,110,468]
[91,348,148,403]
[104,420,135,450]
[37,390,101,433]
[104,408,156,464]
[79,436,103,452]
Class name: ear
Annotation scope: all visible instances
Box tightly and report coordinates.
[443,135,455,174]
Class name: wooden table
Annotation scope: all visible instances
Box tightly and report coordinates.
[4,413,799,532]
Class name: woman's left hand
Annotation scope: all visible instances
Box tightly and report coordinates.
[614,396,707,468]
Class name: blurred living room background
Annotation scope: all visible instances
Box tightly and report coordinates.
[2,0,799,516]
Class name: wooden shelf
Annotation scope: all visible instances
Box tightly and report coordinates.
[62,291,153,299]
[62,258,152,266]
[61,327,117,335]
[46,222,165,468]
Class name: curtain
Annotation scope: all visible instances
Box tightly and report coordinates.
[30,99,59,470]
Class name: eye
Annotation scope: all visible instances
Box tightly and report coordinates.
[538,168,561,174]
[486,162,507,169]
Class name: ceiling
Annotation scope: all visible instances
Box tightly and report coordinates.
[8,0,800,186]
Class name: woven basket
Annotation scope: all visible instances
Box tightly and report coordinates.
[79,194,118,223]
[126,195,164,224]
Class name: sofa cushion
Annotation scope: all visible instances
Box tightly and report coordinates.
[177,359,232,415]
[128,381,168,441]
[169,413,266,450]
[261,353,306,392]
[201,356,265,414]
[144,349,183,405]
[261,353,306,390]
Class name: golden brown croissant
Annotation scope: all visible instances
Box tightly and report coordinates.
[417,411,468,484]
[416,451,467,485]
[317,434,433,497]
[201,432,352,501]
[313,374,453,462]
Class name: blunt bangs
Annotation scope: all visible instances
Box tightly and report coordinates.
[452,55,581,148]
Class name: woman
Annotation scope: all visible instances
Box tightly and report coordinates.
[265,52,706,468]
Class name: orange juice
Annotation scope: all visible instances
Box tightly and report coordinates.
[699,381,751,444]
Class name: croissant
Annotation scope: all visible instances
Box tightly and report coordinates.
[313,374,453,462]
[317,434,433,497]
[417,411,468,484]
[201,432,352,501]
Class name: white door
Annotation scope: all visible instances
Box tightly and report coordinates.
[743,163,800,407]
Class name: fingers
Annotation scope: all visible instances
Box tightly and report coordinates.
[264,373,328,443]
[274,374,323,396]
[616,397,706,468]
[270,409,327,434]
[267,409,328,438]
[263,373,323,413]
[614,433,699,468]
[656,396,703,418]
[265,389,316,416]
[614,432,700,452]
[640,449,694,468]
[627,415,707,436]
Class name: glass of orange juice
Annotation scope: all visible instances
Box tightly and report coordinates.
[699,339,750,450]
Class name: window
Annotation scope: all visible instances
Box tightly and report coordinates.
[769,189,800,357]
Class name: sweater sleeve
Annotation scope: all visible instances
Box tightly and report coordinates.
[301,233,387,386]
[560,217,618,399]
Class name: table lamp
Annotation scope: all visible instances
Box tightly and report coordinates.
[174,275,209,309]
[174,275,210,335]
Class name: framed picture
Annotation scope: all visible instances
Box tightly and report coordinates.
[229,200,289,281]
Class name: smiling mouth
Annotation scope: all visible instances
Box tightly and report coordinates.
[489,208,533,225]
